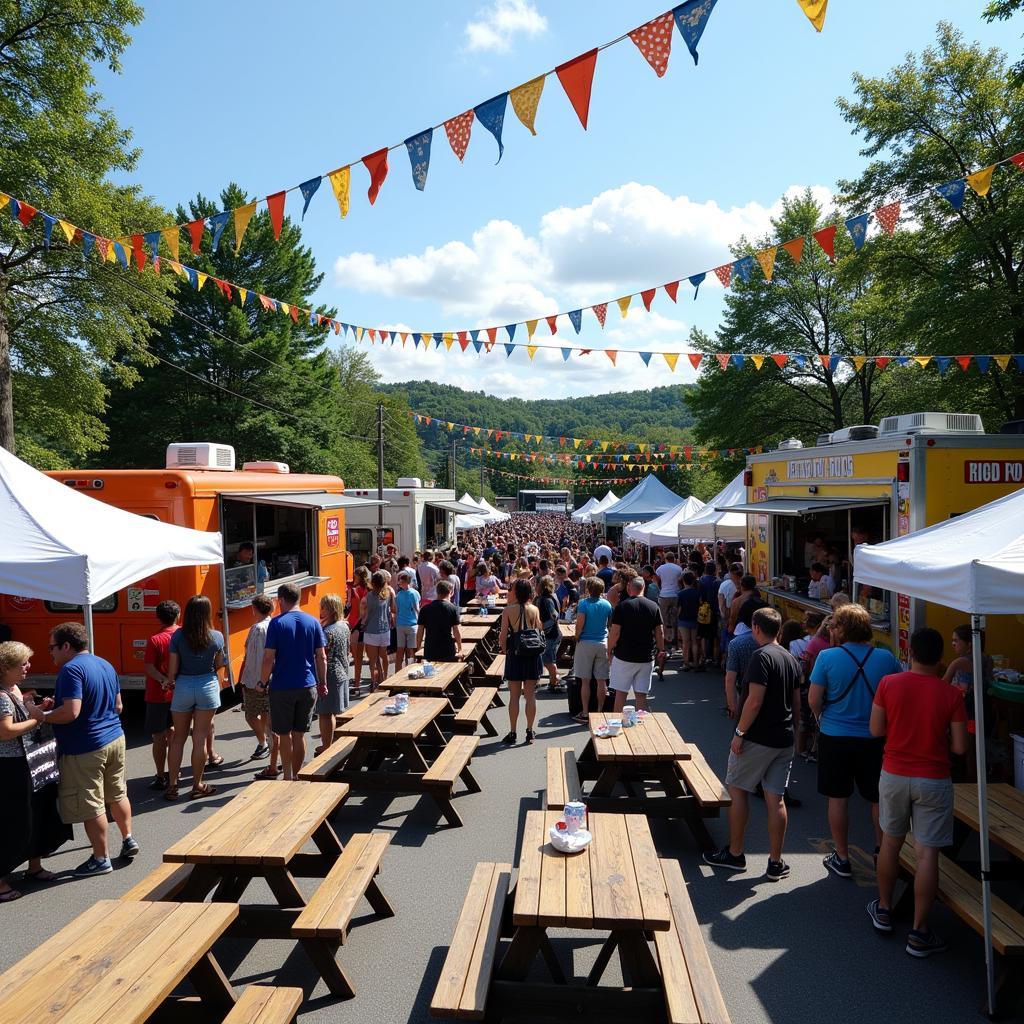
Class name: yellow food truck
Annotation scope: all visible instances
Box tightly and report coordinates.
[732,412,1024,666]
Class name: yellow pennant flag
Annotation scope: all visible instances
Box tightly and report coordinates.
[444,332,455,350]
[105,240,117,263]
[663,352,679,372]
[280,302,291,317]
[161,227,179,261]
[573,438,582,450]
[526,319,538,340]
[851,355,867,372]
[913,355,932,368]
[601,441,609,452]
[234,201,257,253]
[58,219,76,243]
[617,296,631,319]
[527,345,538,360]
[797,0,828,31]
[238,287,247,307]
[995,355,1011,370]
[328,167,351,218]
[751,354,765,371]
[966,165,995,197]
[355,326,363,341]
[509,75,545,136]
[755,247,778,283]
[196,272,208,292]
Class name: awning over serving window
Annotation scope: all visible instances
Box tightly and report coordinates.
[231,491,387,511]
[426,499,486,515]
[720,496,889,516]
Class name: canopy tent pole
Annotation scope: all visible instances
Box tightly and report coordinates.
[83,601,94,652]
[971,613,996,1016]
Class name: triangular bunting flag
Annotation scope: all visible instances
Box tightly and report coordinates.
[913,355,932,368]
[935,179,966,211]
[874,201,900,235]
[813,225,837,261]
[186,218,205,253]
[509,75,545,136]
[732,353,745,369]
[771,353,788,369]
[755,247,777,282]
[592,303,607,327]
[209,211,230,252]
[605,349,617,366]
[617,295,631,319]
[629,11,675,77]
[444,111,474,161]
[568,309,582,333]
[546,315,558,335]
[673,0,719,64]
[504,343,515,357]
[297,176,321,219]
[474,93,508,162]
[505,324,517,342]
[664,280,679,303]
[845,213,869,251]
[782,236,805,263]
[689,353,703,370]
[641,288,656,311]
[713,264,732,288]
[161,227,179,261]
[144,230,161,265]
[663,352,679,372]
[751,354,765,370]
[443,333,455,350]
[197,272,209,293]
[486,327,497,344]
[328,167,350,218]
[41,213,55,247]
[733,255,753,284]
[561,347,572,361]
[58,219,76,243]
[875,356,891,370]
[130,234,146,271]
[688,272,706,298]
[975,355,991,374]
[955,355,972,372]
[555,48,598,130]
[966,165,995,197]
[1011,152,1024,170]
[404,130,432,191]
[266,192,286,240]
[234,201,257,254]
[935,356,952,375]
[715,353,730,371]
[994,355,1010,370]
[362,149,389,205]
[797,0,828,31]
[15,201,37,226]
[851,355,867,372]
[526,345,538,360]
[639,351,653,366]
[526,319,538,340]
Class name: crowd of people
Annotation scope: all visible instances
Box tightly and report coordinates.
[0,510,979,958]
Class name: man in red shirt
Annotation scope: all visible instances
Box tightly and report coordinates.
[868,627,967,957]
[142,600,180,790]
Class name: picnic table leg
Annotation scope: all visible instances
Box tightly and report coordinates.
[186,951,236,1013]
[212,872,251,903]
[312,820,344,858]
[589,765,623,799]
[539,933,567,984]
[424,720,447,748]
[616,931,661,988]
[586,935,618,986]
[397,738,430,774]
[460,764,482,794]
[478,711,499,738]
[364,877,396,919]
[177,864,219,902]
[496,926,545,982]
[300,938,356,998]
[432,791,464,828]
[680,804,717,852]
[265,868,306,908]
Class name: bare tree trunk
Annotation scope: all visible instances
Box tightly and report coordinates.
[0,275,15,454]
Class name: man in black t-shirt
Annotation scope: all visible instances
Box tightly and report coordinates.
[607,579,665,712]
[704,606,801,882]
[416,580,462,661]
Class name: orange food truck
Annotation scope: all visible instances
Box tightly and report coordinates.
[4,442,380,691]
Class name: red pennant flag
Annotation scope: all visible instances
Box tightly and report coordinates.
[684,446,693,461]
[556,48,598,130]
[818,354,831,369]
[628,11,675,77]
[688,353,703,371]
[716,354,730,371]
[664,280,679,303]
[130,234,147,272]
[771,353,789,369]
[641,288,656,312]
[874,201,900,235]
[486,327,497,344]
[261,192,284,241]
[458,334,470,352]
[713,264,732,288]
[368,329,377,343]
[362,149,389,205]
[956,355,972,372]
[444,111,474,162]
[546,315,558,335]
[186,218,205,252]
[15,202,37,226]
[875,356,890,370]
[289,305,299,323]
[1011,152,1024,170]
[592,303,607,327]
[813,225,837,261]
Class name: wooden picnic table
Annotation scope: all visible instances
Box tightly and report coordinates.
[558,622,576,639]
[0,899,240,1022]
[455,623,494,641]
[954,783,1024,861]
[413,641,478,663]
[469,594,507,608]
[461,611,502,625]
[380,660,471,699]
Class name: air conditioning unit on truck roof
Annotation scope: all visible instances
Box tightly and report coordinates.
[165,442,235,471]
[878,412,984,436]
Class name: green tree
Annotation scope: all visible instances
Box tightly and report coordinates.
[837,23,1024,423]
[0,0,174,465]
[984,0,1024,85]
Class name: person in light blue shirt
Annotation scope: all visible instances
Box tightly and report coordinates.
[572,578,614,723]
[394,569,421,672]
[808,603,902,879]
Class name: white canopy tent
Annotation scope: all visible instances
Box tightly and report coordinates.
[624,495,705,547]
[476,497,510,523]
[854,485,1024,1015]
[571,497,599,522]
[682,471,748,541]
[0,445,223,649]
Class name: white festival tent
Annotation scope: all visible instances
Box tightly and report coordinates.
[623,495,705,546]
[571,497,599,522]
[854,485,1024,1015]
[0,444,223,648]
[455,493,488,530]
[685,470,750,541]
[476,497,510,523]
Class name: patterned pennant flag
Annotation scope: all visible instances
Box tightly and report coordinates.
[556,49,598,130]
[782,236,805,263]
[186,218,205,253]
[689,353,703,370]
[663,352,679,372]
[966,166,995,197]
[362,149,389,205]
[715,353,730,371]
[813,225,837,261]
[845,213,869,251]
[81,233,95,259]
[592,303,607,327]
[771,353,788,369]
[561,347,572,361]
[209,211,231,252]
[328,167,350,218]
[713,264,732,288]
[605,350,617,366]
[935,179,966,211]
[404,130,432,191]
[629,11,675,77]
[672,0,719,65]
[664,280,679,303]
[161,227,180,261]
[797,0,828,31]
[474,93,508,162]
[756,247,778,282]
[874,201,900,235]
[688,272,706,298]
[617,295,631,319]
[509,75,545,136]
[266,192,286,240]
[234,201,257,253]
[505,324,517,342]
[640,288,656,312]
[444,111,474,161]
[733,255,753,284]
[568,309,582,333]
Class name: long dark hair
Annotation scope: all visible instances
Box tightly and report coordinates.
[183,595,214,653]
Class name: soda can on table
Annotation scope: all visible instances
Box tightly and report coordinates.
[563,801,587,834]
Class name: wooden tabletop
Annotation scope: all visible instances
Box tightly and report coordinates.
[337,695,448,738]
[164,780,348,866]
[588,712,691,763]
[456,624,494,640]
[0,899,237,1024]
[469,595,507,607]
[413,642,478,662]
[513,811,671,931]
[558,622,576,639]
[380,661,468,695]
[954,783,1024,860]
[339,690,390,720]
[461,611,502,624]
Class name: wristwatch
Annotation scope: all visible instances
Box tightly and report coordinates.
[734,727,746,738]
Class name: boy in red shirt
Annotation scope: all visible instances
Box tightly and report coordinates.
[142,600,180,790]
[868,627,968,957]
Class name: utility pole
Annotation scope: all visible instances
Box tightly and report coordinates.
[376,402,385,534]
[450,438,457,491]
[480,458,485,498]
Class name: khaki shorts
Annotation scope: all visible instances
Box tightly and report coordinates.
[58,735,127,824]
[878,769,954,848]
[725,739,793,795]
[241,685,269,717]
[573,640,609,681]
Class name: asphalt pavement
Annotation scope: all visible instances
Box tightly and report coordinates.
[0,660,1016,1023]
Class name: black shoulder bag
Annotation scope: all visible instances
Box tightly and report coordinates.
[511,606,547,656]
[11,695,59,792]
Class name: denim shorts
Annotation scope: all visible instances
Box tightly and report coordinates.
[170,673,221,713]
[543,636,560,666]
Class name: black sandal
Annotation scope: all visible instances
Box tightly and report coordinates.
[501,731,516,745]
[524,729,535,745]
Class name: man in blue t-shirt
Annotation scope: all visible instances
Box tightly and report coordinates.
[30,621,136,876]
[809,603,902,878]
[572,578,614,722]
[258,583,327,780]
[394,569,420,672]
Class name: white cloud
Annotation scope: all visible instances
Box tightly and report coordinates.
[463,0,546,53]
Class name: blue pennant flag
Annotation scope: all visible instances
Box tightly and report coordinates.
[472,339,483,353]
[144,230,161,264]
[114,241,129,268]
[935,355,952,375]
[469,329,480,344]
[474,93,508,162]
[433,333,443,348]
[688,272,706,299]
[732,353,745,369]
[309,311,317,326]
[792,354,807,369]
[7,198,20,222]
[505,324,517,342]
[41,213,56,248]
[504,343,516,357]
[639,352,652,366]
[845,213,869,252]
[568,309,582,334]
[672,0,718,65]
[404,130,432,191]
[895,356,911,367]
[209,211,230,252]
[412,333,422,347]
[561,348,572,361]
[185,265,198,288]
[975,355,991,374]
[733,256,753,284]
[81,233,95,259]
[1014,355,1024,372]
[935,179,966,211]
[299,176,322,219]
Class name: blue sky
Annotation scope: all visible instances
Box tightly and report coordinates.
[95,1,1014,401]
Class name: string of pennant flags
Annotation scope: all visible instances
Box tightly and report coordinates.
[4,146,1022,376]
[54,1,724,260]
[469,445,753,465]
[484,466,689,486]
